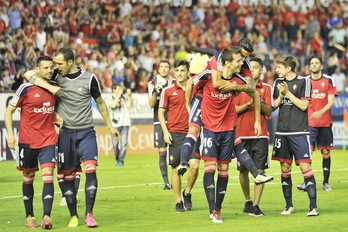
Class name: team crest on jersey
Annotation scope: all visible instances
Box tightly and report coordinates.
[321,81,326,87]
[292,85,297,90]
[204,148,208,155]
[10,95,19,106]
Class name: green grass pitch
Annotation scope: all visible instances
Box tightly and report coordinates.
[0,149,347,231]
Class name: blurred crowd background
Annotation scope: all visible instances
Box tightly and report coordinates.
[0,0,347,93]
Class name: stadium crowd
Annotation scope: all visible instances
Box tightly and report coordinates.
[0,0,347,93]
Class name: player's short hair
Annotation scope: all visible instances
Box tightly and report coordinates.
[250,57,263,67]
[308,54,322,65]
[275,54,298,72]
[36,55,53,66]
[237,37,254,53]
[174,60,190,70]
[56,47,75,63]
[221,46,241,65]
[159,60,171,69]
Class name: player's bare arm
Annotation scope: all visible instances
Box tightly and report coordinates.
[158,107,172,145]
[250,92,261,136]
[312,94,335,120]
[95,96,120,140]
[218,74,256,93]
[4,105,17,150]
[185,78,194,113]
[24,70,62,96]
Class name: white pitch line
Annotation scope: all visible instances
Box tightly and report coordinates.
[1,168,347,200]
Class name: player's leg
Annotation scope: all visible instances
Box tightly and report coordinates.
[318,126,334,191]
[58,129,79,227]
[23,171,36,228]
[38,145,56,229]
[234,138,273,184]
[321,149,331,190]
[178,126,200,175]
[238,140,252,213]
[272,135,294,215]
[250,139,269,216]
[169,132,185,212]
[79,129,99,227]
[201,128,220,221]
[178,96,202,175]
[18,146,38,228]
[155,124,170,189]
[182,157,200,210]
[293,135,318,216]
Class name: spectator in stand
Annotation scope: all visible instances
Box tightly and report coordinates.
[307,30,325,61]
[8,2,23,31]
[328,22,347,58]
[285,16,300,52]
[331,66,347,93]
[306,14,320,40]
[290,31,306,69]
[136,68,150,93]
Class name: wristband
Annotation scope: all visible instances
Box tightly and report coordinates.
[29,73,38,84]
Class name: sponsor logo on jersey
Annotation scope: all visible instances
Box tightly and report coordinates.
[33,102,55,114]
[34,93,40,98]
[210,91,232,100]
[312,89,326,99]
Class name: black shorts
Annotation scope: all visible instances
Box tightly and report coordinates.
[17,144,56,173]
[237,138,269,172]
[57,127,97,174]
[272,134,312,165]
[153,123,167,148]
[309,126,334,151]
[168,132,186,168]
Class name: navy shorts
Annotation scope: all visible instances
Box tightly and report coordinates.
[153,123,167,148]
[57,127,98,174]
[237,138,269,172]
[200,127,235,164]
[309,126,334,151]
[272,134,312,165]
[17,144,56,173]
[189,95,203,128]
[168,132,186,168]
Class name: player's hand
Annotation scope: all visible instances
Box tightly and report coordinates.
[49,85,62,96]
[311,110,323,120]
[277,82,289,95]
[7,135,16,150]
[254,121,261,137]
[164,131,172,145]
[54,113,64,134]
[155,83,164,94]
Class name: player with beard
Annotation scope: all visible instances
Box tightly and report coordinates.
[297,55,337,192]
[24,48,119,228]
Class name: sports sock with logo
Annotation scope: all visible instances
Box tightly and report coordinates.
[281,171,293,207]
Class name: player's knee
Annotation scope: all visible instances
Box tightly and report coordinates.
[321,149,330,157]
[85,165,97,174]
[42,173,54,184]
[204,163,216,173]
[218,169,229,178]
[23,172,35,184]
